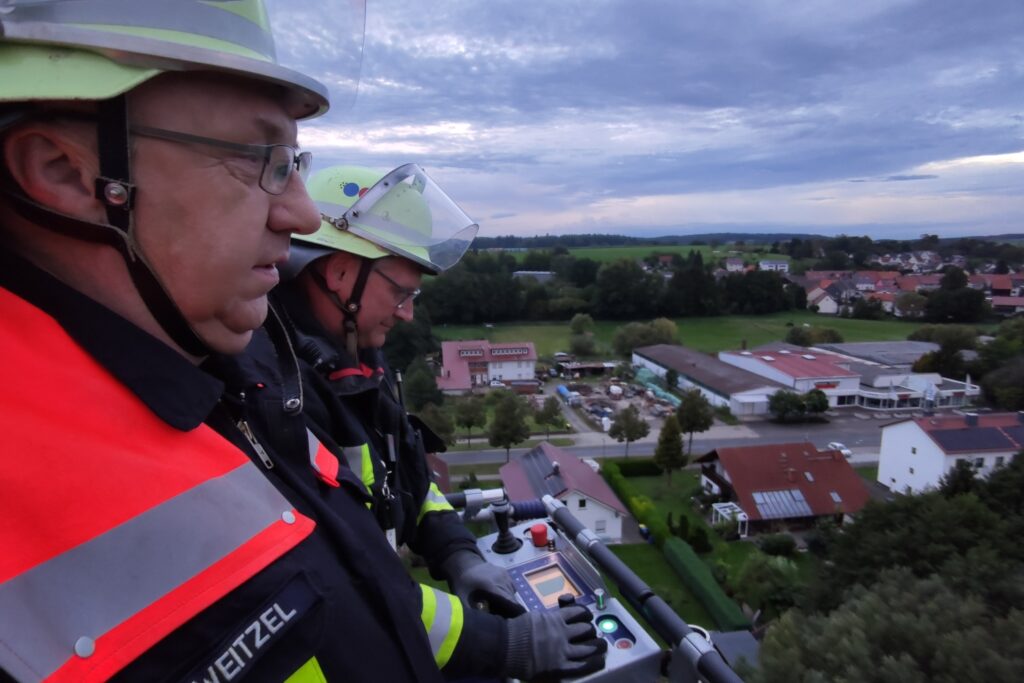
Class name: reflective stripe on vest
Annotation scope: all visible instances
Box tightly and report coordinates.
[417,483,456,524]
[418,585,464,669]
[0,287,315,683]
[341,444,375,498]
[307,429,340,487]
[284,656,328,683]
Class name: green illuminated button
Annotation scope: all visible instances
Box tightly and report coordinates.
[598,617,618,633]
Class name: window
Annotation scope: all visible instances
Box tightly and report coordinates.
[909,467,914,474]
[578,499,587,509]
[594,520,606,533]
[911,447,917,454]
[974,457,984,468]
[996,456,1005,467]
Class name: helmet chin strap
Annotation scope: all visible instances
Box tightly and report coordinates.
[309,256,374,358]
[1,96,212,357]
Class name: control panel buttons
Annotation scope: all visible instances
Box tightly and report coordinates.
[530,523,548,547]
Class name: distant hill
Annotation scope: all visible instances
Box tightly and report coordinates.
[474,232,827,249]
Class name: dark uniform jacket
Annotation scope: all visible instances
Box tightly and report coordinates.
[270,282,481,574]
[0,249,499,682]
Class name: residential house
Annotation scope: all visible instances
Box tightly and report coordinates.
[878,412,1022,494]
[725,257,745,272]
[437,340,538,393]
[695,442,870,531]
[991,296,1024,316]
[500,442,631,543]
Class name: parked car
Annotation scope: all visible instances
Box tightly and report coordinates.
[827,441,853,458]
[489,380,507,389]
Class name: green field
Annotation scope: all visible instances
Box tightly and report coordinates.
[436,311,923,357]
[503,244,789,265]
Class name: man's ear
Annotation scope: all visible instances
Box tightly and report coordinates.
[322,251,358,294]
[3,122,103,220]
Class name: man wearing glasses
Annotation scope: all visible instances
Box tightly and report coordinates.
[270,164,608,681]
[0,2,481,681]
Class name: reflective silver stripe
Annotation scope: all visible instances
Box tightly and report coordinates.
[423,588,454,660]
[341,445,365,481]
[0,462,294,682]
[5,0,276,58]
[423,485,452,510]
[306,428,321,472]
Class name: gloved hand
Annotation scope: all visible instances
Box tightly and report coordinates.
[441,550,525,617]
[504,604,608,681]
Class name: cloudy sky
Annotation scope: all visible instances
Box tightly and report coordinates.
[269,0,1024,241]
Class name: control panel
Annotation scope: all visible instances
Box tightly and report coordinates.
[477,520,663,683]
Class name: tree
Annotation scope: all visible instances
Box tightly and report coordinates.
[534,395,564,440]
[652,413,685,483]
[608,404,649,457]
[939,459,978,498]
[402,357,441,412]
[568,332,595,357]
[895,291,927,319]
[417,403,455,447]
[733,554,801,622]
[569,313,595,335]
[488,392,530,463]
[454,396,487,446]
[940,265,968,290]
[611,318,678,356]
[592,259,663,319]
[803,388,829,416]
[756,569,1024,683]
[768,390,806,423]
[664,368,679,392]
[676,388,714,456]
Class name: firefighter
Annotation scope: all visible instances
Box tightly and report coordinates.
[270,163,609,680]
[0,2,488,681]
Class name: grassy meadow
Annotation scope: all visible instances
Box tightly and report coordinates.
[435,310,923,357]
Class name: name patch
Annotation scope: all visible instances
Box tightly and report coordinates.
[180,575,317,683]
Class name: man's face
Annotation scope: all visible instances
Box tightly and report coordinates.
[128,73,320,354]
[355,256,422,349]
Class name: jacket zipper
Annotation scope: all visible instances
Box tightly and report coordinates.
[237,418,274,470]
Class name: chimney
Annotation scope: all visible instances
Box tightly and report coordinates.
[965,412,978,427]
[1018,411,1024,425]
[551,461,560,476]
[741,339,748,350]
[786,467,795,482]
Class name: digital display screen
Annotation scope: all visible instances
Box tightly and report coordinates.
[524,565,581,608]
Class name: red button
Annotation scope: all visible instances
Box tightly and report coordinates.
[530,523,548,547]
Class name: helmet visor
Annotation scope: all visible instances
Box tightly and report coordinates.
[317,163,478,273]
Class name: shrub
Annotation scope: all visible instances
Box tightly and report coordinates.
[612,457,663,477]
[759,533,797,557]
[689,526,713,553]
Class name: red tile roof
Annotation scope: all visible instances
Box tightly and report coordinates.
[698,442,870,521]
[724,347,858,379]
[500,442,628,515]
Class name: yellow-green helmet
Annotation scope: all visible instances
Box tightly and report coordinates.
[287,163,479,277]
[0,0,366,118]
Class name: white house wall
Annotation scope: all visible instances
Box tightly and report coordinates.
[562,491,623,544]
[488,360,535,381]
[878,421,946,494]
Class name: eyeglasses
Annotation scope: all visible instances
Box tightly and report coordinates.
[373,268,421,310]
[129,124,312,195]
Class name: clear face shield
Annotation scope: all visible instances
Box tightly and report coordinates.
[318,163,479,273]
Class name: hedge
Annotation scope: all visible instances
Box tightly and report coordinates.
[608,457,663,477]
[601,461,669,546]
[662,538,749,631]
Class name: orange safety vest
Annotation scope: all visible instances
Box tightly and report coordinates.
[0,287,316,683]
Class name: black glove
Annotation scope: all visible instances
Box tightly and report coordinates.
[504,604,608,680]
[441,550,525,617]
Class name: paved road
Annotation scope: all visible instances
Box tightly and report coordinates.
[442,411,888,466]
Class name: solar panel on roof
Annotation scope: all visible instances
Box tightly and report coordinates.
[1002,425,1024,447]
[753,489,813,519]
[830,491,842,503]
[931,427,1015,452]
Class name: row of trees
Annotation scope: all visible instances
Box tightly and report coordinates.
[419,250,807,325]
